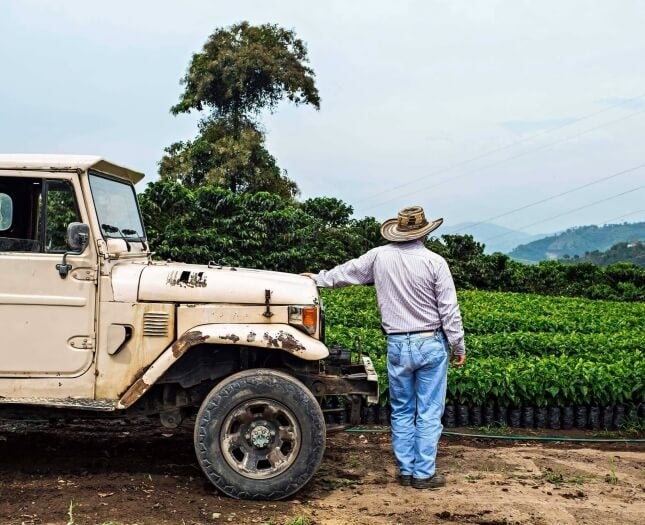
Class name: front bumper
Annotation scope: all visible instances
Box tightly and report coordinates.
[295,355,380,406]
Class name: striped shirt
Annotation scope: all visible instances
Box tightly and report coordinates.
[314,240,466,355]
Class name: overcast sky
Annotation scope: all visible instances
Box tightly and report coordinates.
[1,0,644,237]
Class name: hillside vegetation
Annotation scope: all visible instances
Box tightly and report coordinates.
[509,222,645,261]
[561,240,645,267]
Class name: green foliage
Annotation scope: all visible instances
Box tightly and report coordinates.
[426,235,645,301]
[139,181,380,273]
[562,241,645,267]
[159,117,298,198]
[509,222,645,262]
[321,288,645,408]
[171,21,319,118]
[45,181,80,251]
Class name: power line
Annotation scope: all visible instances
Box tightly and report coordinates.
[357,93,645,206]
[601,208,645,224]
[481,185,645,243]
[442,162,645,235]
[357,107,645,214]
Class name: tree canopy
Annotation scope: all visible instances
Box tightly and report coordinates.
[171,22,320,119]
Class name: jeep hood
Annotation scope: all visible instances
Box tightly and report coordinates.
[111,262,319,305]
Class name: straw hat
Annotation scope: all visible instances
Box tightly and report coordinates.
[380,206,443,242]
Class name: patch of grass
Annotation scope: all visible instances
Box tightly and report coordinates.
[475,423,511,435]
[284,517,311,525]
[540,468,594,486]
[568,474,595,485]
[347,454,360,468]
[542,470,565,485]
[464,473,485,483]
[619,416,645,436]
[605,459,620,485]
[319,477,362,489]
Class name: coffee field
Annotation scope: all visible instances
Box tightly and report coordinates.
[322,288,645,428]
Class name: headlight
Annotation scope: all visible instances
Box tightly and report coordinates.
[288,305,318,335]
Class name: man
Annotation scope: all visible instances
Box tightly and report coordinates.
[305,206,466,489]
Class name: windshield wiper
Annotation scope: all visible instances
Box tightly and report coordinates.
[101,223,131,252]
[122,228,148,251]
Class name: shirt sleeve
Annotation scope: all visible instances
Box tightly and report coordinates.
[434,259,466,355]
[313,249,378,288]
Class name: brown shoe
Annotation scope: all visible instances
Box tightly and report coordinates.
[411,474,446,489]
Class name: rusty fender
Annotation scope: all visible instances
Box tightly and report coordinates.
[117,325,328,409]
[200,323,329,360]
[117,330,207,409]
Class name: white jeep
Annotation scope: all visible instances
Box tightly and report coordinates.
[0,154,378,500]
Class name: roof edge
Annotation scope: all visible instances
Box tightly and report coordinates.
[0,154,145,184]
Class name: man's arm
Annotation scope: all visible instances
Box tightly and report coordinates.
[309,248,378,288]
[434,259,466,364]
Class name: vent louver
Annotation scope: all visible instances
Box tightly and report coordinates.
[143,312,169,337]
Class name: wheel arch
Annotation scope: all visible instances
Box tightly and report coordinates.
[117,324,328,409]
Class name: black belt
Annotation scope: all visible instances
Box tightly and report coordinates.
[386,328,442,336]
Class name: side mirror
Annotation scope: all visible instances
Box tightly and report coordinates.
[66,222,90,252]
[57,222,90,278]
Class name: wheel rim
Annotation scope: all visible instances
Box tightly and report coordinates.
[220,398,302,480]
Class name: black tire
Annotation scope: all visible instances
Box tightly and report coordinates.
[194,368,326,500]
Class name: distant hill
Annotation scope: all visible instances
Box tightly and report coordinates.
[561,241,645,267]
[509,222,645,262]
[441,222,547,254]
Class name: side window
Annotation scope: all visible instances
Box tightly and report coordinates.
[0,177,42,252]
[45,180,81,252]
[0,193,12,231]
[0,177,80,253]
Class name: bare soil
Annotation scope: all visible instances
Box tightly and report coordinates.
[0,418,643,525]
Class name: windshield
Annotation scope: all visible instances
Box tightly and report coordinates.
[89,171,146,240]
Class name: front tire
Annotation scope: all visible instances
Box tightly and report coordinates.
[194,369,326,500]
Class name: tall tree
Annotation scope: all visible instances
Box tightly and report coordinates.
[161,22,320,197]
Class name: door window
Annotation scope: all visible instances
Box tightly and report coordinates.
[0,177,81,253]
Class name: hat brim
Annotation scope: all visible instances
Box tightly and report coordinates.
[380,217,443,242]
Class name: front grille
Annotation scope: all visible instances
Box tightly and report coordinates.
[143,312,169,337]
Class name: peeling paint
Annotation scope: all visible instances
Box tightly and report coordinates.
[263,332,280,348]
[262,331,305,352]
[218,333,240,343]
[166,270,207,288]
[171,330,208,358]
[276,331,306,352]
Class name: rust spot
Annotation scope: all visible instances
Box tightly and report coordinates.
[263,331,305,352]
[218,333,240,343]
[120,377,150,408]
[277,331,306,352]
[263,332,280,348]
[172,330,208,358]
[166,270,207,288]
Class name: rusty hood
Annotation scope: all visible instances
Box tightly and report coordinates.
[111,262,319,305]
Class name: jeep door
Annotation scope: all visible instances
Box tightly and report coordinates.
[0,173,96,397]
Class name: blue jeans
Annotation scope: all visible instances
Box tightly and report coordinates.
[387,331,449,479]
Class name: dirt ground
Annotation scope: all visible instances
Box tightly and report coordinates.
[0,418,643,525]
